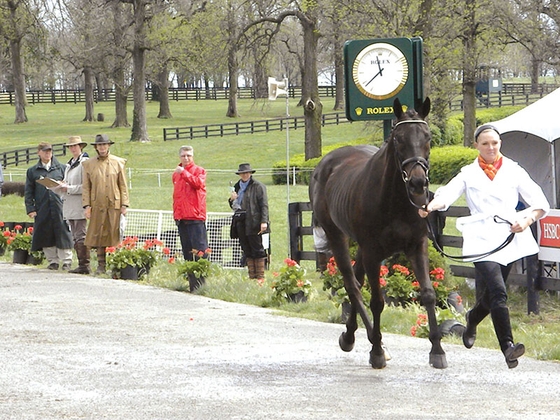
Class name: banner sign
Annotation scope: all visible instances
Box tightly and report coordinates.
[538,209,560,261]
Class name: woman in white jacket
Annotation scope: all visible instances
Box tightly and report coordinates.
[59,136,90,274]
[422,124,550,368]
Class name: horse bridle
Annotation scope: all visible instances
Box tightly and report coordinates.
[392,119,430,210]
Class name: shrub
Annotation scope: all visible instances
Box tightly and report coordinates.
[271,137,371,185]
[429,145,478,185]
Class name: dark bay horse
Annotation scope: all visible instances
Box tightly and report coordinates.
[309,97,447,369]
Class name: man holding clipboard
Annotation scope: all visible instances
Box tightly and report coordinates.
[24,142,73,270]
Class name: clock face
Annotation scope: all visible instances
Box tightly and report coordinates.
[352,42,409,100]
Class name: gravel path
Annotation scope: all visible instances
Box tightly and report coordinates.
[1,261,560,419]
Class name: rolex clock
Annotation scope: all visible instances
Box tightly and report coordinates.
[353,42,408,100]
[344,37,423,121]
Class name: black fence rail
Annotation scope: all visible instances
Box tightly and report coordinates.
[2,83,555,106]
[163,112,349,141]
[1,143,67,168]
[0,86,337,106]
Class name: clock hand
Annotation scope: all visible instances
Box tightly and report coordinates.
[365,68,384,86]
[376,58,383,76]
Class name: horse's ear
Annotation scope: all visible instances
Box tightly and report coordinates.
[393,98,403,119]
[416,97,431,119]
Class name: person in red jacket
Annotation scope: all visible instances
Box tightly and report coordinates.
[173,145,209,292]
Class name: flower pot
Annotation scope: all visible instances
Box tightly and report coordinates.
[288,291,307,303]
[438,319,466,337]
[447,291,464,313]
[26,254,43,265]
[120,264,139,280]
[12,249,29,264]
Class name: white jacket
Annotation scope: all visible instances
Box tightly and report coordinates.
[433,156,550,265]
[62,153,89,220]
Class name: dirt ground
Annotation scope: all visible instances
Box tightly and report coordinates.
[1,261,560,420]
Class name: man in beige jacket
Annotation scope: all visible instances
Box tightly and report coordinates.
[82,134,129,275]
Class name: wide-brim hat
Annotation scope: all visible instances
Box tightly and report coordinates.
[37,142,52,151]
[235,163,255,174]
[64,136,87,148]
[91,134,114,145]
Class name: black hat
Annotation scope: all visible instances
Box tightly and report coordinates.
[91,134,115,145]
[474,124,500,141]
[235,163,255,174]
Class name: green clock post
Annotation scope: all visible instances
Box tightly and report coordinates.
[344,37,424,138]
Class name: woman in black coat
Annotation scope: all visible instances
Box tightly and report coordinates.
[228,163,269,280]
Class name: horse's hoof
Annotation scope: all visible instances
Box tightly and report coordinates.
[339,332,355,352]
[369,350,387,369]
[429,353,448,369]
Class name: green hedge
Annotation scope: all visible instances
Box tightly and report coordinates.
[429,145,478,184]
[273,142,477,186]
[272,138,371,185]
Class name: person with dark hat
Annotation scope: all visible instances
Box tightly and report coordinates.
[57,136,90,274]
[228,163,269,280]
[24,142,73,270]
[172,145,209,292]
[82,134,129,275]
[420,124,550,368]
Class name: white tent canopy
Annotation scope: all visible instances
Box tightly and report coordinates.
[491,88,560,208]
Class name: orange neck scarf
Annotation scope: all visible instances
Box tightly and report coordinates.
[478,153,503,180]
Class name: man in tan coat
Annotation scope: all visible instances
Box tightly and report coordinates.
[82,134,129,275]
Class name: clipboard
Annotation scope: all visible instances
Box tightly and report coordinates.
[36,177,62,189]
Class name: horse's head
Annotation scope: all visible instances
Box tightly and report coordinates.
[391,97,432,209]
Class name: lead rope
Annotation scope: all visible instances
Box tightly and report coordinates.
[426,215,515,262]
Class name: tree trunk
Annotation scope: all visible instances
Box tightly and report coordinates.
[156,64,173,119]
[530,58,540,93]
[253,47,268,99]
[300,13,322,160]
[462,0,477,147]
[112,66,130,128]
[333,43,344,111]
[83,67,95,122]
[9,39,27,124]
[130,0,149,142]
[226,46,239,118]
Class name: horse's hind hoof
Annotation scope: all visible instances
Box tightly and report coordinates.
[369,350,387,369]
[339,332,355,352]
[429,353,448,369]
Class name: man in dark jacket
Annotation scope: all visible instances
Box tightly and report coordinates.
[25,142,73,270]
[228,163,269,280]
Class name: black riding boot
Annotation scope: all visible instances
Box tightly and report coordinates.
[491,306,525,368]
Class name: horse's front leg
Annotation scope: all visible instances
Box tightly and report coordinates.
[363,256,386,369]
[408,240,448,369]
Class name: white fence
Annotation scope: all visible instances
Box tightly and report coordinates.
[124,209,244,268]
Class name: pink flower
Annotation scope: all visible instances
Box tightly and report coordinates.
[168,257,175,264]
[162,247,171,255]
[14,225,22,231]
[284,258,297,267]
[379,265,389,277]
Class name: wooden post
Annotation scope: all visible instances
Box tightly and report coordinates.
[525,254,540,315]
